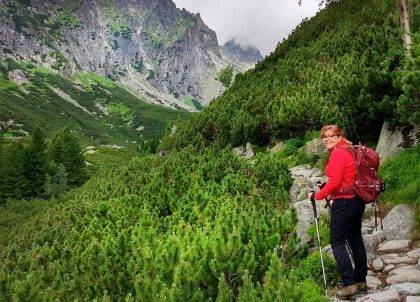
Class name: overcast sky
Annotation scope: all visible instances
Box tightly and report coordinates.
[172,0,321,56]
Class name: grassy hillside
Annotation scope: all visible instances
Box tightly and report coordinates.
[161,0,414,150]
[0,59,190,147]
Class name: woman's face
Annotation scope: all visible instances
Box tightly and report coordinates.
[321,130,342,150]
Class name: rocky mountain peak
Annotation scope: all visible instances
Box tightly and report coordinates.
[221,39,263,63]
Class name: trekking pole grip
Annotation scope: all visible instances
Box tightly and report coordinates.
[310,191,317,218]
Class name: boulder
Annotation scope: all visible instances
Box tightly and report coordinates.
[290,177,312,204]
[293,199,329,245]
[388,282,420,295]
[386,268,420,285]
[8,69,29,85]
[233,146,245,157]
[376,121,419,161]
[366,275,382,289]
[359,289,401,302]
[389,265,418,276]
[378,240,411,254]
[407,248,420,259]
[290,165,313,179]
[244,143,254,159]
[382,205,414,240]
[305,138,325,156]
[233,143,254,159]
[363,233,383,261]
[406,297,420,302]
[269,141,284,155]
[372,257,384,271]
[382,254,418,266]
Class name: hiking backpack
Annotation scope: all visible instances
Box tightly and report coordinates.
[337,144,385,204]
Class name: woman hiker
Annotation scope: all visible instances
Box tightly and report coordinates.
[310,125,368,299]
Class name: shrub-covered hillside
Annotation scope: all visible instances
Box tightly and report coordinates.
[0,60,190,147]
[161,0,417,150]
[0,148,334,301]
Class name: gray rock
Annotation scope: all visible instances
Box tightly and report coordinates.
[388,282,420,295]
[382,254,418,265]
[290,177,312,204]
[305,138,325,156]
[233,143,254,159]
[407,248,420,259]
[358,289,401,302]
[384,264,396,273]
[8,69,29,85]
[382,205,414,240]
[376,121,419,161]
[312,170,323,178]
[293,199,329,245]
[322,244,334,258]
[269,141,284,155]
[372,257,384,271]
[364,233,383,261]
[244,143,254,159]
[233,146,246,157]
[290,165,313,178]
[406,296,420,302]
[389,265,418,276]
[386,268,420,284]
[378,240,411,253]
[363,226,373,235]
[366,275,382,289]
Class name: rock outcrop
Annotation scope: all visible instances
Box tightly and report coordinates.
[376,122,419,161]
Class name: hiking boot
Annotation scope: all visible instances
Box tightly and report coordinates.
[356,282,368,292]
[336,284,358,299]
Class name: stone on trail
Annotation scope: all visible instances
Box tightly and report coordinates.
[378,240,411,253]
[364,233,383,261]
[386,268,420,285]
[382,254,418,265]
[382,205,414,240]
[356,289,401,302]
[372,257,384,271]
[388,282,420,295]
[366,275,382,289]
[407,248,420,259]
[406,296,420,302]
[389,265,418,276]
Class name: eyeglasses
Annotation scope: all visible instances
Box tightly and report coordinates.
[321,134,339,140]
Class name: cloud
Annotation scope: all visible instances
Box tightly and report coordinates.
[173,0,320,55]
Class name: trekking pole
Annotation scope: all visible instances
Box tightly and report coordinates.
[311,192,328,296]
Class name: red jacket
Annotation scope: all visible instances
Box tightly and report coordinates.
[315,140,356,201]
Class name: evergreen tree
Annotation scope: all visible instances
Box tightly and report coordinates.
[24,127,47,198]
[0,140,27,202]
[49,127,87,187]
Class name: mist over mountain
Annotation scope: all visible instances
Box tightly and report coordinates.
[221,39,263,63]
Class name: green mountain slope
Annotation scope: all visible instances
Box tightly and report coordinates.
[161,0,416,150]
[0,0,418,300]
[0,60,190,147]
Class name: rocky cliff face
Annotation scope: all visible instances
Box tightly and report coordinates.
[0,0,245,109]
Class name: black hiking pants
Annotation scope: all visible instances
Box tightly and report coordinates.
[330,196,367,286]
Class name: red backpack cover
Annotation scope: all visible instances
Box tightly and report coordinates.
[337,144,384,204]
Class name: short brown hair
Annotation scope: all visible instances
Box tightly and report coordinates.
[320,125,344,138]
